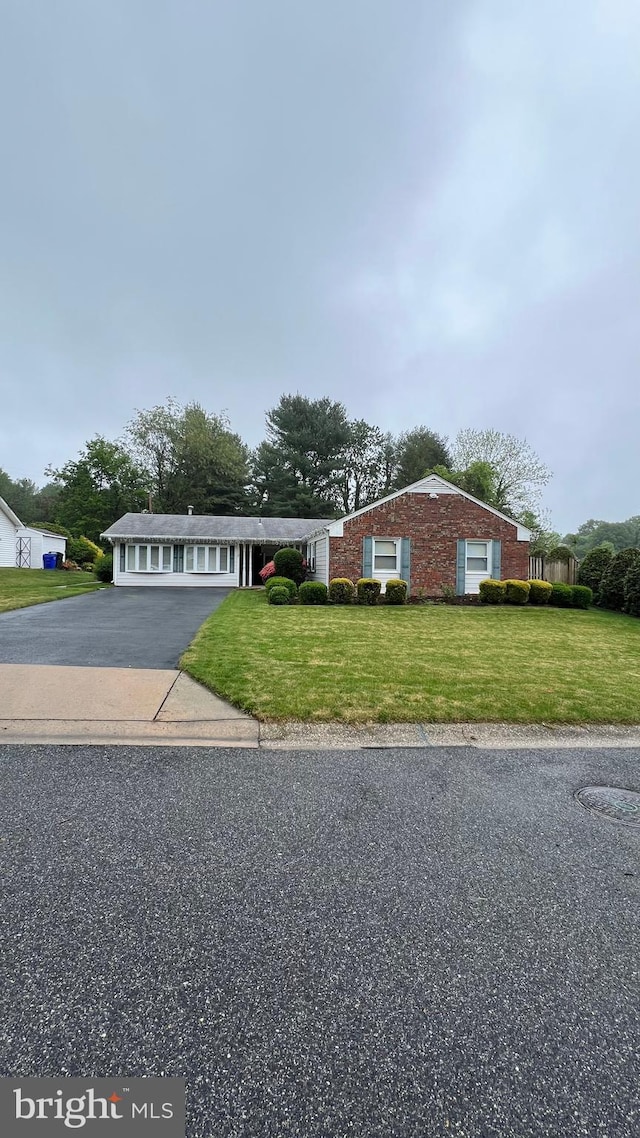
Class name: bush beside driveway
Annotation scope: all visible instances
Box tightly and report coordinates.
[181,590,640,724]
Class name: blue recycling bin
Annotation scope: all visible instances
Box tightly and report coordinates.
[42,553,57,569]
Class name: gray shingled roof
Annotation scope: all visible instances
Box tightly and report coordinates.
[101,513,332,543]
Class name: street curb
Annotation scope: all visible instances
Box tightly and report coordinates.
[2,720,640,751]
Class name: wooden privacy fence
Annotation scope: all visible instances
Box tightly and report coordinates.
[528,555,578,585]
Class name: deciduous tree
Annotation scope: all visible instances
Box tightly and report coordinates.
[452,428,551,516]
[125,399,250,514]
[46,437,148,542]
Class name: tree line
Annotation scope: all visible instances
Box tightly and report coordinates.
[1,394,555,545]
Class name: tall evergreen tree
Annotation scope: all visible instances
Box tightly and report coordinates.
[251,395,351,517]
[392,427,451,489]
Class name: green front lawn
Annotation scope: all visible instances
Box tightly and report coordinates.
[0,568,105,614]
[181,590,640,723]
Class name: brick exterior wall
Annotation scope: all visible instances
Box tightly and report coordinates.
[329,491,529,595]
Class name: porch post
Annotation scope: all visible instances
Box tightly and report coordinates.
[246,543,253,586]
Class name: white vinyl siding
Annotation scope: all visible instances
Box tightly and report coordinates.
[0,508,67,568]
[465,540,492,594]
[0,507,17,567]
[308,534,329,585]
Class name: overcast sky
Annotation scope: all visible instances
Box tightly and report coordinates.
[1,0,638,533]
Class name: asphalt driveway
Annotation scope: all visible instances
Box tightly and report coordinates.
[0,587,231,669]
[0,744,638,1137]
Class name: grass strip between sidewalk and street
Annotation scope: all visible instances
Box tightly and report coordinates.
[181,589,640,724]
[0,568,105,614]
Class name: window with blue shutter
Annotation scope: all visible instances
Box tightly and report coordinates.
[362,536,373,578]
[456,539,466,595]
[492,539,502,580]
[400,537,411,591]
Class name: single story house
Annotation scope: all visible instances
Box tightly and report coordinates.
[0,496,67,569]
[102,474,530,594]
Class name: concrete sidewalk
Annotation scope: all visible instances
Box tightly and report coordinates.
[2,663,640,749]
[0,664,259,747]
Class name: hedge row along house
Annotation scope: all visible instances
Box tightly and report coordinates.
[101,474,531,595]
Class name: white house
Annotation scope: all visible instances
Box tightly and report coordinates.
[101,511,330,588]
[0,496,67,569]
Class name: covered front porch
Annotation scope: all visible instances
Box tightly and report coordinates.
[237,542,306,587]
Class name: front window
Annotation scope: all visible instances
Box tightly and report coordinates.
[121,543,235,573]
[184,545,234,573]
[124,544,173,572]
[374,539,399,572]
[466,541,488,572]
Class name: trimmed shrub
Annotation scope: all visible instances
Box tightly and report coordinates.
[265,575,298,599]
[504,579,530,605]
[356,578,381,605]
[479,579,506,604]
[600,548,640,612]
[577,545,614,602]
[268,586,290,606]
[94,555,113,583]
[384,579,408,605]
[549,582,573,607]
[259,559,276,583]
[623,560,640,617]
[299,581,328,605]
[571,585,593,609]
[273,547,306,585]
[329,578,355,605]
[67,536,102,565]
[528,579,553,605]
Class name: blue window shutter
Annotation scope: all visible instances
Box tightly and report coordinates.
[456,539,466,595]
[492,539,502,580]
[401,537,411,591]
[363,536,373,578]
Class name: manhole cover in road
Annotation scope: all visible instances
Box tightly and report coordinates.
[575,786,640,827]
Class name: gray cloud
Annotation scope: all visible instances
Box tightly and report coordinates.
[0,0,638,533]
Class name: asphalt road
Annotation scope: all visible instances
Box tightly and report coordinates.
[0,744,638,1138]
[0,587,230,669]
